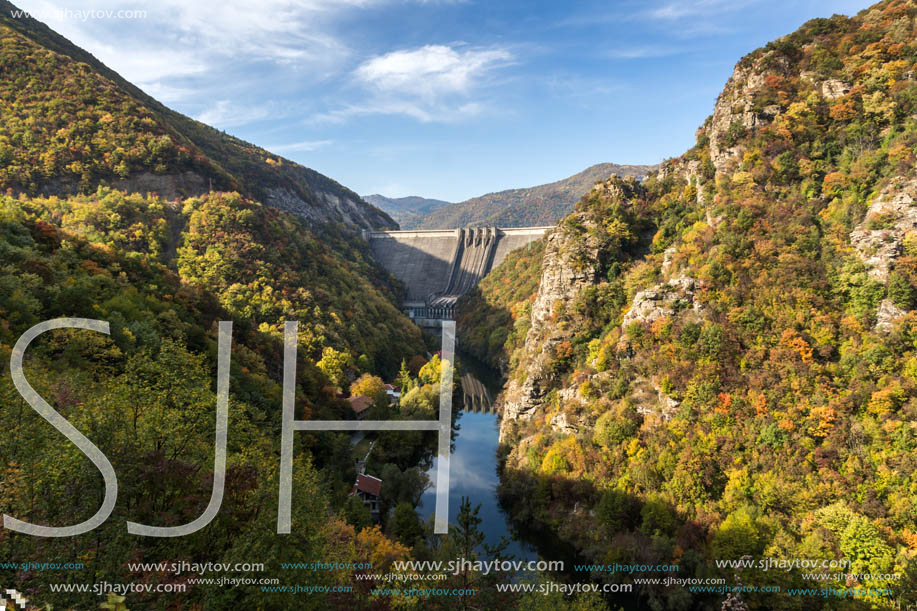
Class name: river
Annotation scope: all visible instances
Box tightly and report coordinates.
[419,352,537,561]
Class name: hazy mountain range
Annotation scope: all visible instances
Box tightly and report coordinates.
[361,194,452,229]
[365,162,654,230]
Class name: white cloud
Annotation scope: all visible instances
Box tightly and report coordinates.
[13,0,371,96]
[318,44,513,122]
[313,98,488,124]
[137,82,197,104]
[355,44,511,99]
[649,0,759,20]
[196,100,274,128]
[13,1,514,128]
[265,139,333,153]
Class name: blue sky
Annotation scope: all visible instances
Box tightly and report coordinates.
[17,0,875,202]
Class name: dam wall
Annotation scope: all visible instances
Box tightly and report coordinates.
[368,226,552,323]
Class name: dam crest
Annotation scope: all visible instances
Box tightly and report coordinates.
[366,226,552,327]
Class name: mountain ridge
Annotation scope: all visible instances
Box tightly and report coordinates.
[362,194,451,228]
[366,162,655,229]
[0,0,394,230]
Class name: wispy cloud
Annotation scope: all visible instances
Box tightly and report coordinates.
[315,44,513,123]
[604,45,683,59]
[15,0,515,128]
[355,45,512,99]
[265,139,333,153]
[648,0,761,20]
[196,100,275,128]
[314,99,487,124]
[558,0,759,34]
[542,74,624,101]
[16,0,365,76]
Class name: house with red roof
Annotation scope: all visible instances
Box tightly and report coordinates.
[347,395,373,420]
[351,473,382,520]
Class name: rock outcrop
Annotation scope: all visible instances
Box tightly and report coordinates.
[629,376,679,422]
[498,216,602,440]
[621,276,703,329]
[549,411,578,435]
[850,176,917,281]
[875,298,907,333]
[265,186,393,230]
[708,58,778,174]
[820,78,851,99]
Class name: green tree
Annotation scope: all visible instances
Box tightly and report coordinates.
[713,506,766,559]
[317,346,354,390]
[396,358,415,393]
[888,271,915,309]
[389,502,424,547]
[350,373,388,408]
[343,495,372,530]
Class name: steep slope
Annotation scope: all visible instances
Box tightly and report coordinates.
[0,189,426,609]
[416,162,653,229]
[0,8,437,608]
[0,1,394,229]
[467,2,917,608]
[454,239,545,373]
[363,194,451,228]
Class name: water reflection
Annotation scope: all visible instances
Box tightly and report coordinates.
[461,373,496,413]
[420,356,536,560]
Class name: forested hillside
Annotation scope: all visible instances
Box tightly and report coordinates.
[0,187,431,608]
[0,0,393,229]
[0,5,487,608]
[464,1,917,608]
[456,240,545,373]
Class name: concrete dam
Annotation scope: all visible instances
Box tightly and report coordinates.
[366,226,552,325]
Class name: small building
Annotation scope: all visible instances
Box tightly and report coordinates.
[383,383,401,404]
[351,473,382,520]
[347,395,373,420]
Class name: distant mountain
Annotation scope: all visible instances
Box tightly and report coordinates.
[363,194,452,229]
[415,162,654,229]
[0,0,394,230]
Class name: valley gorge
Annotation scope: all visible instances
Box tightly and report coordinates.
[2,0,917,609]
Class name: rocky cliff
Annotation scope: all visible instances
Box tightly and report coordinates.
[497,178,647,441]
[489,4,917,605]
[498,220,599,437]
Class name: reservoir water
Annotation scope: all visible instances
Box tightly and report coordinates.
[419,353,537,561]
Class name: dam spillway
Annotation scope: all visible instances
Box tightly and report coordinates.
[366,226,552,325]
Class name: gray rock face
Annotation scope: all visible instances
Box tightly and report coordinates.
[709,62,769,175]
[621,276,702,329]
[875,298,907,333]
[661,246,677,274]
[629,376,679,422]
[499,215,602,440]
[549,411,578,434]
[659,158,706,205]
[266,186,393,230]
[821,79,851,99]
[850,177,917,281]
